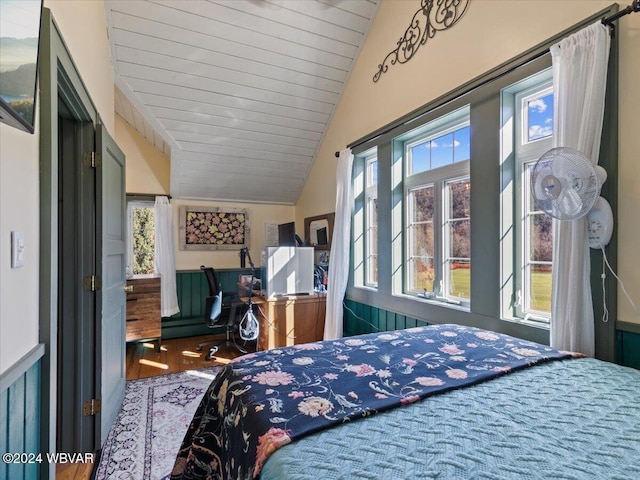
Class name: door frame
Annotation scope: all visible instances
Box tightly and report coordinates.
[38,8,100,479]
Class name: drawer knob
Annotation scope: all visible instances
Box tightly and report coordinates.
[124,285,134,292]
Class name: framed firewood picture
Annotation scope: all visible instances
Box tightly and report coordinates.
[179,206,249,251]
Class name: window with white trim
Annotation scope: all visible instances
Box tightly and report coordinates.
[403,107,471,305]
[126,200,156,277]
[507,71,554,322]
[365,154,378,287]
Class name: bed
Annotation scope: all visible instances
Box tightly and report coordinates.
[170,324,640,479]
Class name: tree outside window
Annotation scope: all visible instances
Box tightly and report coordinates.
[128,202,155,276]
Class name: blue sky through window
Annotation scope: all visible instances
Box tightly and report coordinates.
[528,93,554,141]
[409,125,470,174]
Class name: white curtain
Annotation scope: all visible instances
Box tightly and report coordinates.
[324,149,354,340]
[155,196,180,317]
[550,22,610,356]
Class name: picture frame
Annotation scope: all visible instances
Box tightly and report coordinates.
[304,212,335,251]
[0,0,43,133]
[179,206,249,251]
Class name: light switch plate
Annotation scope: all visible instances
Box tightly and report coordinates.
[11,231,25,268]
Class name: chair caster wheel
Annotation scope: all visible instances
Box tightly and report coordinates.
[205,347,218,360]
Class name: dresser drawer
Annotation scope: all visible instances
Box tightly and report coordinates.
[127,293,161,317]
[125,276,161,342]
[125,316,161,342]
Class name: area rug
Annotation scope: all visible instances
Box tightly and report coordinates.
[93,367,221,480]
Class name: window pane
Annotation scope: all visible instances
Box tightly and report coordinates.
[527,92,554,142]
[448,259,470,299]
[410,141,430,175]
[454,126,470,163]
[449,219,470,258]
[446,178,470,300]
[366,197,378,285]
[449,179,470,219]
[368,159,378,186]
[411,185,434,222]
[132,206,155,275]
[409,257,434,292]
[530,213,552,262]
[411,222,434,257]
[431,132,454,169]
[529,265,552,313]
[408,183,434,292]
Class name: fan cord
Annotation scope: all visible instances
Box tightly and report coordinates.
[598,244,640,322]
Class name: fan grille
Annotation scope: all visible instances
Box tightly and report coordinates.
[530,147,600,220]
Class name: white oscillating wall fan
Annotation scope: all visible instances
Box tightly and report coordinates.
[530,146,613,248]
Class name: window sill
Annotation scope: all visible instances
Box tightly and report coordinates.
[126,273,160,280]
[398,293,470,313]
[353,285,378,293]
[500,314,550,331]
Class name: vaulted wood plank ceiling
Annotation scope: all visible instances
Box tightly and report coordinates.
[105,0,380,204]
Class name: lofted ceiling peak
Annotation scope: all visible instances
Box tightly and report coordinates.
[105,0,380,204]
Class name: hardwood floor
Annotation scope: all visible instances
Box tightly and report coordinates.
[57,333,254,479]
[126,333,254,380]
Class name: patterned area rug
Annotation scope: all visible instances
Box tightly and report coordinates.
[93,367,221,480]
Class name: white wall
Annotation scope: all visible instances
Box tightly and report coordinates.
[0,0,115,375]
[296,0,640,324]
[0,120,40,374]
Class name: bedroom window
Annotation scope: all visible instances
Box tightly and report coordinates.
[126,200,156,276]
[403,107,471,305]
[365,155,378,287]
[353,148,378,289]
[503,71,554,322]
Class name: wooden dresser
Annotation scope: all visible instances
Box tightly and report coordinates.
[125,275,162,346]
[253,294,326,351]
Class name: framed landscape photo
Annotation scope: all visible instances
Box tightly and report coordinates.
[179,206,249,251]
[0,0,43,133]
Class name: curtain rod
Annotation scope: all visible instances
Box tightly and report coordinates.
[602,0,639,32]
[333,4,620,158]
[126,193,172,199]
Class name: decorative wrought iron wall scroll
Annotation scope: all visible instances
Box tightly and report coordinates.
[373,0,471,83]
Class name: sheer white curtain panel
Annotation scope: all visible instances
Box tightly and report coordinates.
[550,22,610,356]
[155,196,180,317]
[324,149,354,340]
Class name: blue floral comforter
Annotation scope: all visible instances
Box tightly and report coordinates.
[171,324,581,479]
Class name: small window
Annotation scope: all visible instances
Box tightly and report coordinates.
[365,156,378,287]
[444,177,470,300]
[127,201,155,276]
[407,125,470,175]
[407,184,435,293]
[524,89,554,143]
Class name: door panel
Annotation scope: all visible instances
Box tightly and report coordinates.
[96,124,127,445]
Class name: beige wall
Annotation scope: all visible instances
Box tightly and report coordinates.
[116,116,171,195]
[121,121,297,272]
[0,0,114,375]
[46,0,115,133]
[297,0,640,324]
[171,198,295,271]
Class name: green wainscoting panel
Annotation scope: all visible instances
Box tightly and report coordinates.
[0,358,41,480]
[161,268,258,339]
[616,330,640,369]
[343,299,428,337]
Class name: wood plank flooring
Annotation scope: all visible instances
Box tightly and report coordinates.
[57,333,254,479]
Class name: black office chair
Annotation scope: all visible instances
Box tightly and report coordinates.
[197,265,247,360]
